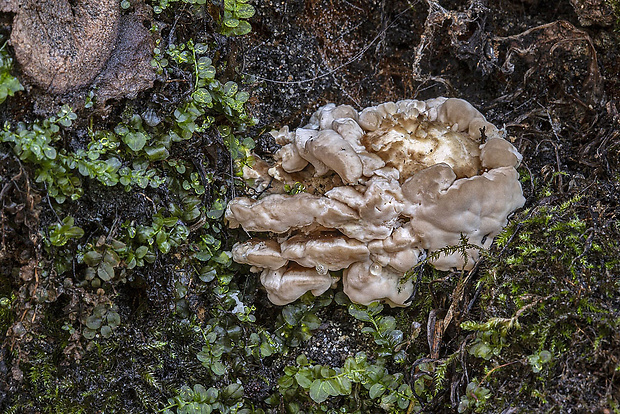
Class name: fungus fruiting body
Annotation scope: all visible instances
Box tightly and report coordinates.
[226,98,525,306]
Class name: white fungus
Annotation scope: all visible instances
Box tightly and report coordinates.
[226,97,526,306]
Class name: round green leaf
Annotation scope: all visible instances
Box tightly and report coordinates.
[126,256,137,269]
[144,145,169,161]
[123,131,147,152]
[205,387,219,403]
[224,18,240,28]
[211,361,227,376]
[223,383,244,400]
[234,20,252,36]
[65,226,85,239]
[192,88,212,105]
[135,245,149,259]
[83,327,97,339]
[223,81,238,96]
[309,379,330,403]
[235,4,255,19]
[43,146,57,159]
[97,261,115,281]
[107,311,121,327]
[236,91,249,103]
[348,306,372,322]
[197,56,212,69]
[369,383,386,399]
[103,250,121,267]
[93,304,107,317]
[83,251,103,266]
[84,267,96,281]
[199,267,216,283]
[539,350,552,363]
[193,384,208,401]
[294,370,313,389]
[100,325,112,338]
[194,43,209,54]
[85,314,102,330]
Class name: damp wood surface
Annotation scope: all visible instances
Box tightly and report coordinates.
[0,1,619,413]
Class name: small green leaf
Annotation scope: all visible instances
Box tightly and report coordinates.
[348,305,372,322]
[235,3,255,18]
[193,88,212,105]
[65,226,85,239]
[233,20,252,36]
[85,267,96,280]
[302,313,321,330]
[43,146,57,159]
[194,384,208,402]
[205,387,218,403]
[211,361,227,376]
[213,251,231,265]
[83,251,103,266]
[224,18,239,28]
[295,370,313,389]
[158,240,171,254]
[381,391,398,405]
[296,354,309,365]
[278,374,294,388]
[236,91,249,103]
[309,379,330,403]
[323,378,341,397]
[369,383,386,399]
[194,249,212,262]
[200,65,216,79]
[107,311,121,327]
[194,43,209,54]
[58,117,73,127]
[93,304,107,318]
[539,350,552,363]
[199,267,216,283]
[469,341,493,360]
[197,56,212,68]
[223,383,244,400]
[85,314,102,330]
[282,305,304,326]
[123,131,147,152]
[144,145,169,161]
[83,327,97,339]
[223,81,238,96]
[134,246,149,259]
[103,250,121,266]
[335,376,352,394]
[175,282,188,299]
[378,316,396,332]
[367,302,384,315]
[98,261,115,281]
[100,325,112,338]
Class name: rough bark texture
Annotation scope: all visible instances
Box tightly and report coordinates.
[2,0,155,105]
[9,0,120,93]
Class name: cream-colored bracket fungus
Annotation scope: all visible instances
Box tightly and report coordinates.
[226,97,525,307]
